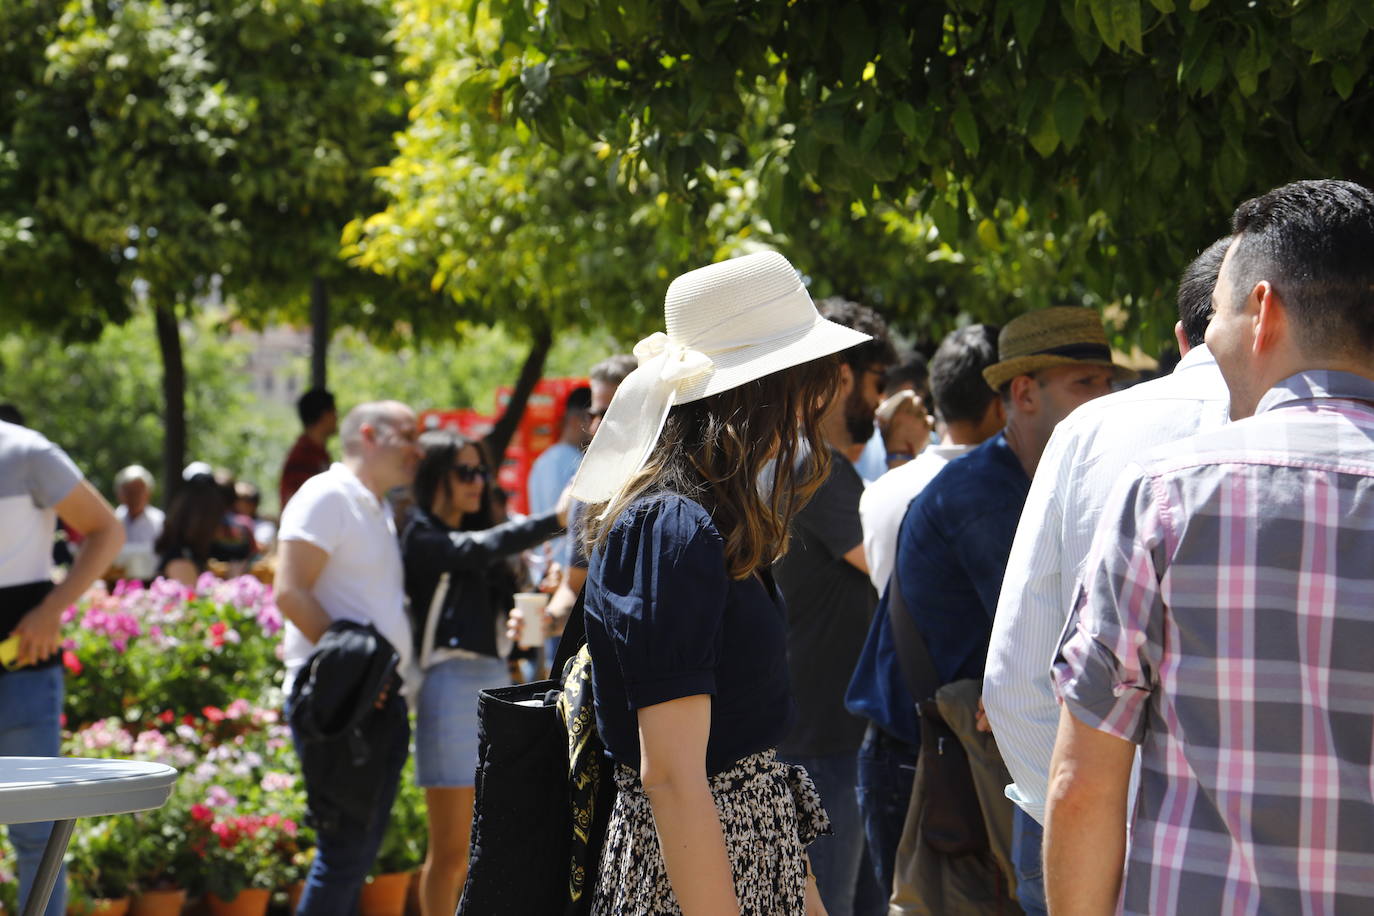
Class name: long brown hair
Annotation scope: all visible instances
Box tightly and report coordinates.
[585,356,842,579]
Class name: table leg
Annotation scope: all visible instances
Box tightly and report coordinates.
[20,818,73,916]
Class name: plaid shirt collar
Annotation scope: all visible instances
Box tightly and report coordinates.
[1256,369,1374,415]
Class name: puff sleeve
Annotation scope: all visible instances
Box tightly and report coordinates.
[593,495,731,711]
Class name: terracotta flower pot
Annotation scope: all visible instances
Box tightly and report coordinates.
[130,888,187,916]
[205,889,269,916]
[359,872,411,916]
[68,899,131,916]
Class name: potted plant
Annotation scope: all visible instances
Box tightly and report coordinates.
[361,765,427,916]
[67,817,136,915]
[188,808,300,916]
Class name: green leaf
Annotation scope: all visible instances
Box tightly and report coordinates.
[1149,0,1175,11]
[1054,82,1088,149]
[1189,0,1209,9]
[1332,61,1356,99]
[894,101,918,139]
[976,217,1002,251]
[1013,0,1047,47]
[1231,36,1261,97]
[1089,0,1121,50]
[1028,106,1059,157]
[859,112,885,153]
[953,105,980,158]
[1116,0,1144,53]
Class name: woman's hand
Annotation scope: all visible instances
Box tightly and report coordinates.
[803,864,829,916]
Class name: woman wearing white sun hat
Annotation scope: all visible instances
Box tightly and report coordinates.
[571,250,871,915]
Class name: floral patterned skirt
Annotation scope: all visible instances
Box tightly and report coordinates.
[591,748,832,916]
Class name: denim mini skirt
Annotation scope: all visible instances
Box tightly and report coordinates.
[414,654,509,788]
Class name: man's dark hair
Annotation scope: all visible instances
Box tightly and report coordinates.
[816,298,897,371]
[0,403,24,426]
[590,354,638,386]
[929,324,1001,425]
[1228,179,1374,352]
[1178,236,1231,348]
[564,386,592,413]
[297,388,336,427]
[884,353,930,399]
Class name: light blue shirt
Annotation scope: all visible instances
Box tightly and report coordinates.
[527,442,583,567]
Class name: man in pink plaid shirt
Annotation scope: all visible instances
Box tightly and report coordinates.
[1045,179,1374,915]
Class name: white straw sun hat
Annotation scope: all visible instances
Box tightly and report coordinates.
[570,250,871,505]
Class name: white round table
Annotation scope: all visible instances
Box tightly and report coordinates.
[0,757,178,916]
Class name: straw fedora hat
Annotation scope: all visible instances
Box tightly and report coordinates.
[570,250,871,504]
[981,306,1134,391]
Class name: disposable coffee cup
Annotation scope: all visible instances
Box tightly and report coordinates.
[514,592,549,650]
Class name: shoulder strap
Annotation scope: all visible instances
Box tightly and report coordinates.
[549,587,587,678]
[886,577,942,703]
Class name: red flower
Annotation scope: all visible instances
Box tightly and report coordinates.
[181,713,195,727]
[62,650,83,676]
[209,621,227,637]
[202,705,225,723]
[190,804,213,823]
[158,709,176,725]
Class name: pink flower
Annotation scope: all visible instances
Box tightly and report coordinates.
[202,705,225,723]
[205,785,237,809]
[62,650,82,676]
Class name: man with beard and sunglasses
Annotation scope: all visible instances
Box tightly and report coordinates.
[775,297,898,916]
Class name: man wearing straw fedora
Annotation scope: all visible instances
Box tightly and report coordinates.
[886,306,1124,914]
[984,238,1231,915]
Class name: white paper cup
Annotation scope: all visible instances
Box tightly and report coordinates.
[514,592,550,650]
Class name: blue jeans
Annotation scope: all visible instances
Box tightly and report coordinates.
[0,665,66,916]
[855,725,918,899]
[780,750,887,916]
[1012,806,1048,916]
[289,693,409,916]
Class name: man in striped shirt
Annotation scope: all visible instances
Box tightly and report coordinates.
[1046,179,1374,914]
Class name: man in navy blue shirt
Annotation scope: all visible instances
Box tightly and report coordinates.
[844,324,1005,896]
[866,307,1122,913]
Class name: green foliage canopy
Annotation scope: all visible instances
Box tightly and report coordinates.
[0,0,407,332]
[479,0,1374,337]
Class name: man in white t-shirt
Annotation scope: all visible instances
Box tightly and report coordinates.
[113,465,164,547]
[275,400,421,915]
[1,421,124,916]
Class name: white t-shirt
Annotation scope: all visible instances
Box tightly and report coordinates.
[0,421,81,588]
[277,463,416,698]
[858,442,976,594]
[116,504,165,548]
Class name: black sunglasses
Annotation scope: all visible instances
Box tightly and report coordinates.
[451,464,489,483]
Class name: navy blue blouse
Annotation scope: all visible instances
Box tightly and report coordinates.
[584,492,795,775]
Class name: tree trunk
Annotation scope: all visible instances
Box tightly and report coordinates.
[154,303,187,503]
[483,324,554,465]
[310,275,329,390]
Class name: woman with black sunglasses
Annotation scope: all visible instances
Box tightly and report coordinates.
[401,428,568,916]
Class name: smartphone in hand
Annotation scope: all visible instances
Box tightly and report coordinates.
[0,634,22,670]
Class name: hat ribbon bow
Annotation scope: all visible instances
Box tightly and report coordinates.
[569,332,714,506]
